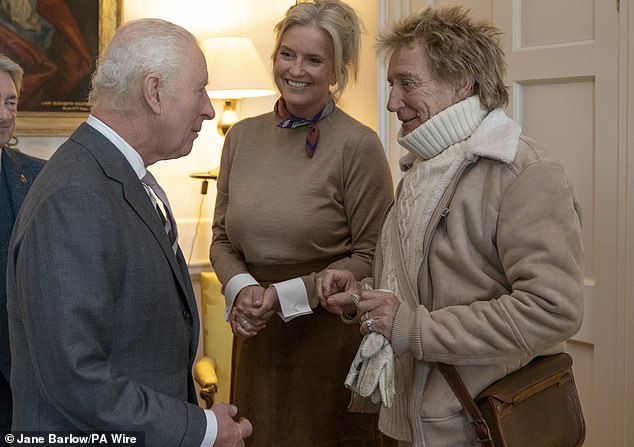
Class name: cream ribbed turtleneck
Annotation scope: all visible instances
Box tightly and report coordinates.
[397,95,487,161]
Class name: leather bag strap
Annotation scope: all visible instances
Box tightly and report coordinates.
[437,363,493,445]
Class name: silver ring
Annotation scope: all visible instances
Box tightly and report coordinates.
[351,293,360,305]
[366,318,374,332]
[241,319,248,326]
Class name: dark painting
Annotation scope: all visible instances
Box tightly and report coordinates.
[0,0,101,113]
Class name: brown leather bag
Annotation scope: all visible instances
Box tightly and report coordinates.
[438,353,586,447]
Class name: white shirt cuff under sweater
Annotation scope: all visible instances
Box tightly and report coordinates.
[224,274,311,321]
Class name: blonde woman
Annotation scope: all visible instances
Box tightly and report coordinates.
[211,1,394,445]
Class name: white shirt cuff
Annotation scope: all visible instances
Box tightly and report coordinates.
[273,277,312,322]
[223,273,259,320]
[201,409,217,446]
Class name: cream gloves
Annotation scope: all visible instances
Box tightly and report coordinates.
[344,332,395,408]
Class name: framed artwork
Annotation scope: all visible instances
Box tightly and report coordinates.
[2,0,123,136]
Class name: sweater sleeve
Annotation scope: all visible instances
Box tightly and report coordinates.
[302,130,394,308]
[210,129,252,290]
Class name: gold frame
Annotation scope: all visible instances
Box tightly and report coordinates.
[15,0,123,137]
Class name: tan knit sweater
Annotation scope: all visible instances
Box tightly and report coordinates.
[211,106,394,306]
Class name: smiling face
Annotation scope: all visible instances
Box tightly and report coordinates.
[154,44,215,162]
[273,24,336,119]
[386,42,465,136]
[0,71,18,147]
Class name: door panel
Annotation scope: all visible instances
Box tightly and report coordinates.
[498,2,620,445]
[518,0,595,46]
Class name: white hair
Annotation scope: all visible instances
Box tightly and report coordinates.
[89,18,199,110]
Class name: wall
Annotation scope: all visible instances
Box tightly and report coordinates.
[16,0,380,272]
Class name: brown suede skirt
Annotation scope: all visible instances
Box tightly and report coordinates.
[231,258,394,447]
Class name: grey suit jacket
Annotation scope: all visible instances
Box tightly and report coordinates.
[6,124,206,445]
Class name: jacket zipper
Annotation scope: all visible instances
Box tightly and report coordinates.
[417,160,473,309]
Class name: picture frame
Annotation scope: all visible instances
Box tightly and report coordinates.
[9,0,123,137]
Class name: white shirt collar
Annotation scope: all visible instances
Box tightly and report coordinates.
[85,115,147,180]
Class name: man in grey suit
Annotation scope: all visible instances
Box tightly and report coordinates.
[6,19,252,446]
[0,55,45,432]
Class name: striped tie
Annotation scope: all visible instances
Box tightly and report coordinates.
[142,171,179,254]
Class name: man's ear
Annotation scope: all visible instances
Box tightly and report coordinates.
[454,78,474,102]
[142,73,163,114]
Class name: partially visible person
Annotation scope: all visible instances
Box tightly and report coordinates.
[210,0,394,445]
[320,6,584,446]
[6,19,251,445]
[0,54,45,432]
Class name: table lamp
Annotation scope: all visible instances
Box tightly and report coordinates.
[203,36,276,136]
[190,37,276,184]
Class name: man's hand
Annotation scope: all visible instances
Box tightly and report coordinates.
[316,269,360,316]
[210,403,252,446]
[357,289,400,340]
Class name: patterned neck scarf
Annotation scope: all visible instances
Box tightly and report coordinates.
[274,97,335,158]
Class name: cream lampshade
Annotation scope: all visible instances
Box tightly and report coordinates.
[202,37,276,135]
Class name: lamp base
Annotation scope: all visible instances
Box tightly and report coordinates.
[217,99,239,136]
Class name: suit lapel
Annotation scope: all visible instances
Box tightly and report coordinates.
[69,124,197,316]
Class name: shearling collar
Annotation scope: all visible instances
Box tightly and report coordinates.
[398,96,521,172]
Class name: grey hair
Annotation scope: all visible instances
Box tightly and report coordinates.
[89,18,199,110]
[377,6,508,112]
[272,0,363,101]
[0,55,24,94]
